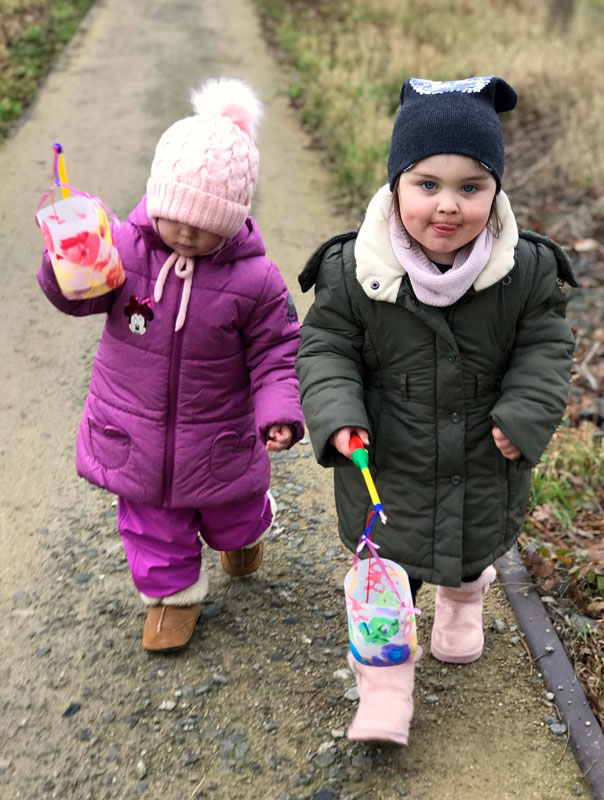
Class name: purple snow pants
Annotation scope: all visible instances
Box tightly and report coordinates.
[118,493,273,598]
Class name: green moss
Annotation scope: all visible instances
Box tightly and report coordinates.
[0,0,95,141]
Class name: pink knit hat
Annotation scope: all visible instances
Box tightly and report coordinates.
[146,78,262,240]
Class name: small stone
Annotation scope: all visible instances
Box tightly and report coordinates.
[136,760,147,779]
[545,692,555,701]
[181,750,199,766]
[332,669,352,681]
[12,591,32,609]
[424,695,439,704]
[101,710,116,723]
[312,790,337,800]
[158,700,177,711]
[106,744,120,762]
[550,723,567,736]
[352,752,374,770]
[211,674,228,686]
[75,729,91,741]
[492,619,506,634]
[62,702,81,717]
[35,647,51,658]
[202,603,223,618]
[542,715,557,725]
[313,749,337,769]
[344,687,359,701]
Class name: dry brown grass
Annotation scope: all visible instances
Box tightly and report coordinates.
[260,0,604,207]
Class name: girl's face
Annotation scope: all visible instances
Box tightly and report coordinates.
[396,154,497,265]
[156,218,223,258]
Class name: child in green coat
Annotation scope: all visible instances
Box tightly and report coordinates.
[296,76,576,746]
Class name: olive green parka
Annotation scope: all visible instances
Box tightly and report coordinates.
[296,186,577,587]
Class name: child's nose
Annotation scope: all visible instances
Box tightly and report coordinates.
[436,191,459,214]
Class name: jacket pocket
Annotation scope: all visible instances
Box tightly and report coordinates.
[210,432,256,483]
[88,420,131,469]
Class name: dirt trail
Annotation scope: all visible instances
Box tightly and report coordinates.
[0,0,587,797]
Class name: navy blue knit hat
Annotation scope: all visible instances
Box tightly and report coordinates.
[387,76,517,193]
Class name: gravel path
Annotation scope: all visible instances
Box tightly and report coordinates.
[0,0,588,797]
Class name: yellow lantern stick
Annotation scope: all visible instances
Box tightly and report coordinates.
[53,143,71,199]
[349,434,387,524]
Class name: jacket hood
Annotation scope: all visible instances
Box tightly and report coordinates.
[355,184,519,303]
[128,196,267,265]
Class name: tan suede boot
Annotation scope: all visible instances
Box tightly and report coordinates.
[221,542,263,577]
[140,572,208,652]
[220,492,275,577]
[142,603,201,652]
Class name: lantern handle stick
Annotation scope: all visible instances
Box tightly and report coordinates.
[349,433,387,523]
[53,143,71,199]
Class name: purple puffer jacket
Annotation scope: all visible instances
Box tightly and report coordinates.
[37,197,304,508]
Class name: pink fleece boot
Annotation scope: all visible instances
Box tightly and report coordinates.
[346,652,415,745]
[430,565,497,664]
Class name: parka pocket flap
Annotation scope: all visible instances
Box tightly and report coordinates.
[88,419,131,469]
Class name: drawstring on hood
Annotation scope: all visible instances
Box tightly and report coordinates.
[154,252,195,332]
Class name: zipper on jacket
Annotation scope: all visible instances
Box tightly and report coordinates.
[162,286,185,506]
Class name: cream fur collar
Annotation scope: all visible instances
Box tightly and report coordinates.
[355,184,519,303]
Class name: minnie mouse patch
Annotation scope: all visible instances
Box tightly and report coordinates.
[124,296,154,335]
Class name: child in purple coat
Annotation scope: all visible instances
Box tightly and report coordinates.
[37,78,304,652]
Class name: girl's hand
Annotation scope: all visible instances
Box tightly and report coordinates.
[266,424,294,452]
[492,427,522,460]
[330,426,370,458]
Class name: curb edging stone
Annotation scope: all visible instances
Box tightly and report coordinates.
[496,546,604,800]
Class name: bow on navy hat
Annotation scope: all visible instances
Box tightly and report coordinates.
[387,76,518,193]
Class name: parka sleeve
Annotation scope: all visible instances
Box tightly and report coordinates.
[490,240,576,466]
[36,223,119,318]
[295,243,368,467]
[242,262,305,446]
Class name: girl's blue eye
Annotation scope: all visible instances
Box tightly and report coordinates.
[421,181,436,191]
[461,184,477,193]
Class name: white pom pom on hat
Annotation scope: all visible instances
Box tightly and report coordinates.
[146,77,263,240]
[190,78,262,140]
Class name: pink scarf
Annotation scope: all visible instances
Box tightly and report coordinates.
[389,217,493,307]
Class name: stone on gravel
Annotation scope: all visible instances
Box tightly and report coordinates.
[550,723,568,736]
[181,750,199,766]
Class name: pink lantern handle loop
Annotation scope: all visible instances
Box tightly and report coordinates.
[35,183,121,228]
[353,510,421,617]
